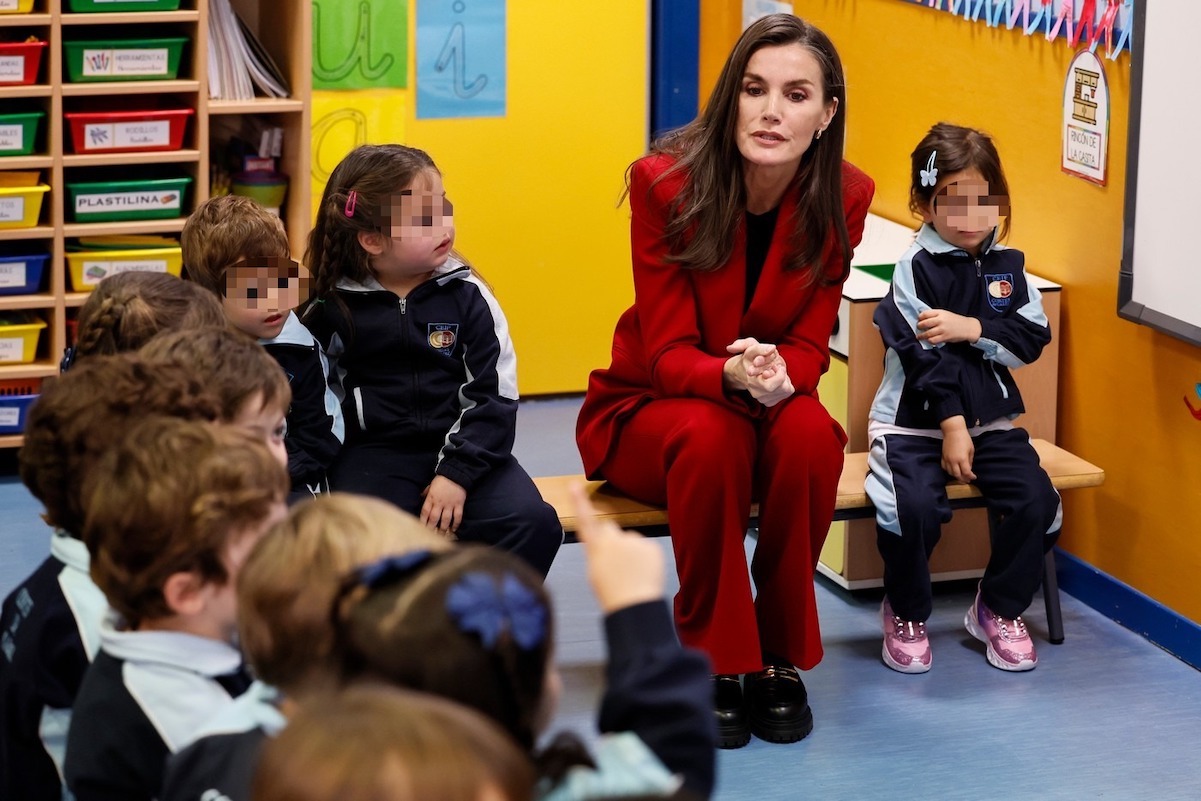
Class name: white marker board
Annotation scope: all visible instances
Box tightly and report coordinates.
[1117,0,1201,346]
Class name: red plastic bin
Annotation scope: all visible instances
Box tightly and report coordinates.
[65,108,194,154]
[0,40,48,86]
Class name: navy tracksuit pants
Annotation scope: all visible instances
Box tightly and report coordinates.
[865,427,1062,622]
[329,443,563,577]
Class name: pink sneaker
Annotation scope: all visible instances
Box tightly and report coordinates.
[964,588,1038,671]
[881,598,931,673]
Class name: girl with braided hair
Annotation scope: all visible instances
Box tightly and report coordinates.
[67,272,225,370]
[301,144,561,577]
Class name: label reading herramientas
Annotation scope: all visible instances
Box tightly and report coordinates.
[81,48,169,78]
[84,120,171,150]
[0,125,22,151]
[81,259,168,286]
[75,190,181,214]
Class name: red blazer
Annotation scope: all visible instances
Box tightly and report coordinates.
[576,153,875,478]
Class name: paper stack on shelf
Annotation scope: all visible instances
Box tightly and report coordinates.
[207,0,290,101]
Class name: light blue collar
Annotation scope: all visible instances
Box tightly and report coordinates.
[915,223,1001,256]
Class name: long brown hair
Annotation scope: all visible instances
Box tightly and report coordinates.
[303,144,439,301]
[641,13,852,285]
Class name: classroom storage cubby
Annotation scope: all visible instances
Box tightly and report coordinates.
[0,0,311,448]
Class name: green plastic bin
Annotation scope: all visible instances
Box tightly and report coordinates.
[63,37,188,83]
[67,0,182,11]
[66,176,192,223]
[0,111,44,157]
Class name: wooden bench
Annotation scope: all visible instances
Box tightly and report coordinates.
[533,439,1104,645]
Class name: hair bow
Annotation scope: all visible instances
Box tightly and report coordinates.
[920,150,938,187]
[355,550,435,588]
[446,572,548,651]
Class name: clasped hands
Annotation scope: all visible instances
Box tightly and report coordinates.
[724,337,794,407]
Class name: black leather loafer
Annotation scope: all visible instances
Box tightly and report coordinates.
[713,674,750,749]
[744,664,813,744]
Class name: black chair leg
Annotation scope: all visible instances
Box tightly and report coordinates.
[1043,549,1064,644]
[987,507,1065,644]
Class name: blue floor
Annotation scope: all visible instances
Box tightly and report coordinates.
[4,396,1201,800]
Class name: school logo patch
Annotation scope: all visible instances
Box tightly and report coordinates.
[984,273,1014,311]
[427,323,459,355]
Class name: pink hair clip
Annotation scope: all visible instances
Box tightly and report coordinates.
[344,189,358,218]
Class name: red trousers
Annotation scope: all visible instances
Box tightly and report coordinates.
[600,394,846,674]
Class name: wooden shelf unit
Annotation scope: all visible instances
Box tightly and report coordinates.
[0,0,312,448]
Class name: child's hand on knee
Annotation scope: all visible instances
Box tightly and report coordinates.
[569,484,665,613]
[421,476,466,537]
[939,417,976,482]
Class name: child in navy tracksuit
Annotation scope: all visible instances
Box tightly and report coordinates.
[2,353,224,801]
[302,144,561,577]
[866,123,1062,675]
[181,195,344,505]
[64,418,288,801]
[160,494,449,801]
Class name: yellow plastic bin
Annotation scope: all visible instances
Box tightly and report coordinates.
[66,245,182,291]
[0,312,46,365]
[0,183,50,229]
[0,0,36,13]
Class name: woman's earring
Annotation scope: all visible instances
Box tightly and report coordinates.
[816,129,823,140]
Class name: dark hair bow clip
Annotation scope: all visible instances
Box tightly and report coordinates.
[445,572,548,651]
[355,550,435,589]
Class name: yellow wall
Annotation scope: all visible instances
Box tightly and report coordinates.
[310,2,647,396]
[700,0,1201,621]
[403,2,648,395]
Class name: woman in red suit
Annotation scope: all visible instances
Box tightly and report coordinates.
[576,14,873,749]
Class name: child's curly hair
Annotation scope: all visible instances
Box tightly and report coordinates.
[18,354,223,537]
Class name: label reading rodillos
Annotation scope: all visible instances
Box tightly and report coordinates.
[81,48,169,78]
[84,120,171,150]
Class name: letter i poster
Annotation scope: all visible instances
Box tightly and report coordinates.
[416,0,506,119]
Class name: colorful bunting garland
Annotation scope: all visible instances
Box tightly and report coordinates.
[898,0,1132,59]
